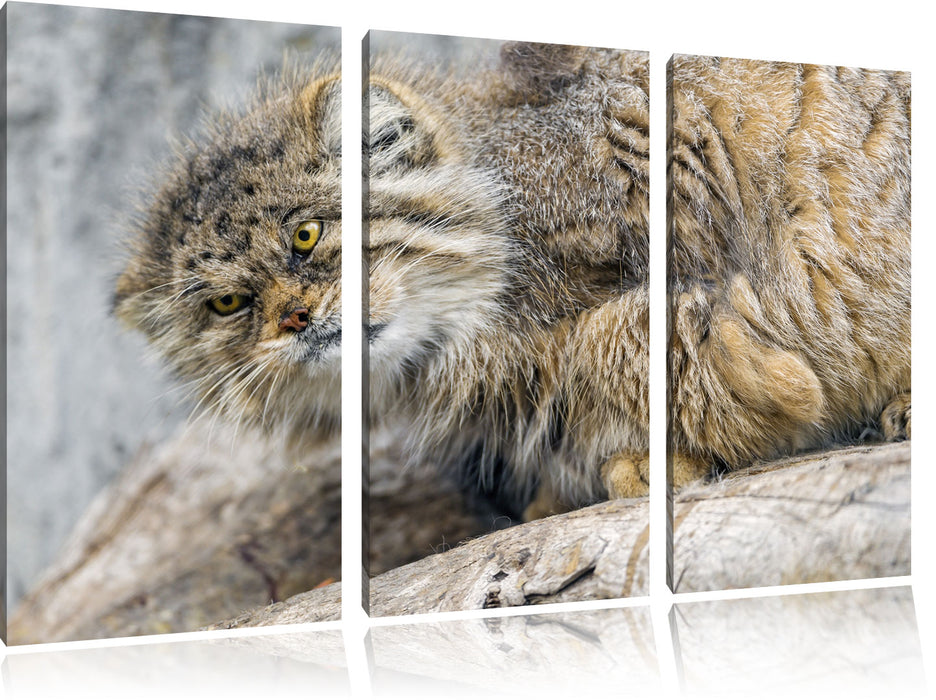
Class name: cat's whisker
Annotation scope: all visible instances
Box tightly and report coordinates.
[145,280,206,319]
[204,361,265,450]
[228,358,278,447]
[131,276,201,308]
[189,359,278,444]
[138,374,205,413]
[121,275,203,305]
[186,361,258,425]
[261,367,285,430]
[369,238,486,295]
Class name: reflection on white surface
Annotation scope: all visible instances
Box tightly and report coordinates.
[2,629,349,699]
[369,606,660,698]
[674,586,925,697]
[0,586,926,699]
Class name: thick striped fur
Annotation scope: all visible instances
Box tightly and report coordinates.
[367,44,650,517]
[113,47,909,524]
[114,60,343,446]
[668,56,911,486]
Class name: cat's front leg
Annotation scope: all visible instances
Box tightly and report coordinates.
[881,391,911,440]
[670,452,712,490]
[598,451,712,498]
[600,452,649,499]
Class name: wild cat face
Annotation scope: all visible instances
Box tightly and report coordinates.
[115,71,342,437]
[365,77,513,403]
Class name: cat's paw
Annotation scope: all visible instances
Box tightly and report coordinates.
[881,392,911,441]
[671,452,712,490]
[600,452,649,499]
[599,451,713,498]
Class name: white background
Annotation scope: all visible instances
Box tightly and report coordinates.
[4,1,933,698]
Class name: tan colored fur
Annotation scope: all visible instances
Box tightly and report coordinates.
[668,56,911,482]
[113,47,910,523]
[368,48,910,515]
[367,44,650,516]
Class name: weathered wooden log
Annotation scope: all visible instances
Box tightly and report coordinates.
[206,583,343,630]
[369,495,650,615]
[214,442,907,625]
[213,494,649,628]
[8,421,492,644]
[672,441,910,592]
[8,421,344,644]
[10,434,909,640]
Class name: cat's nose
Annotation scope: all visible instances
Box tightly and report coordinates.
[278,307,309,332]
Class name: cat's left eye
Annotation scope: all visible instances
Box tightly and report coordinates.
[209,293,249,316]
[292,220,323,254]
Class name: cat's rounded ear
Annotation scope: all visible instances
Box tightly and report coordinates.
[366,78,456,177]
[113,258,156,331]
[300,76,341,158]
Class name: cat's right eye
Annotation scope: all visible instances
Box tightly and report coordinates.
[208,293,249,316]
[292,220,323,254]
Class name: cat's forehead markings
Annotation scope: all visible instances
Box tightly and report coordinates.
[203,135,287,181]
[215,211,232,237]
[263,205,285,220]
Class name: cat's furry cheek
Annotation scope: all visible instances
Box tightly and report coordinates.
[365,212,512,371]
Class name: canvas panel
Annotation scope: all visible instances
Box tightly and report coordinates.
[5,2,341,644]
[665,53,911,592]
[364,30,651,613]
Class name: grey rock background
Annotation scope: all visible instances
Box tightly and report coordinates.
[5,2,338,608]
[368,30,502,63]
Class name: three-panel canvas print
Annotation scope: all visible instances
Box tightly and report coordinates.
[4,2,911,648]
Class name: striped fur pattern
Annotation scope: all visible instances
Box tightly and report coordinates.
[367,44,650,517]
[112,48,907,521]
[114,60,343,446]
[668,55,911,486]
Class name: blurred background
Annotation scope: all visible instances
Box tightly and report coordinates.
[5,2,339,609]
[368,30,500,62]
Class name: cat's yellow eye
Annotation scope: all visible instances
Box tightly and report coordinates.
[292,220,322,254]
[209,293,249,316]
